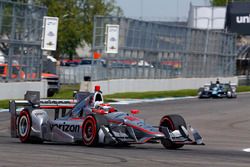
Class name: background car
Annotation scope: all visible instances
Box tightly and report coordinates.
[198,82,237,98]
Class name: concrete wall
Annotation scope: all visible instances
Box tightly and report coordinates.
[0,81,47,100]
[80,77,238,95]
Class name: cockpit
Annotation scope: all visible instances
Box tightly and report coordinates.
[61,85,118,120]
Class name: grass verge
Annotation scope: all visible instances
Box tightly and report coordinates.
[1,85,250,109]
[104,89,197,99]
[50,84,80,99]
[236,86,250,92]
[0,100,9,109]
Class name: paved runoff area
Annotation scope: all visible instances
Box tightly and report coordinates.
[1,94,250,166]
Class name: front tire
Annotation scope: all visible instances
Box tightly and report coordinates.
[17,110,32,143]
[159,114,187,149]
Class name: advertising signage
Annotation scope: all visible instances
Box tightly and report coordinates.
[41,16,59,51]
[225,2,250,35]
[105,24,119,54]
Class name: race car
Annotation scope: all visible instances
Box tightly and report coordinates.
[198,82,237,98]
[10,86,204,149]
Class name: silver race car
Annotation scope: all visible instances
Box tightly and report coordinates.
[10,86,204,149]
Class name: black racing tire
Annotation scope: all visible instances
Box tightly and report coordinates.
[159,114,187,149]
[17,110,32,143]
[197,88,204,98]
[47,89,55,97]
[82,115,99,146]
[198,91,203,98]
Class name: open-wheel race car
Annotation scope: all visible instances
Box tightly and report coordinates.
[10,86,204,149]
[198,82,237,98]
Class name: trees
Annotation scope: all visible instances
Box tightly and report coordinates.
[210,0,228,6]
[40,0,123,60]
[0,0,123,60]
[211,0,250,6]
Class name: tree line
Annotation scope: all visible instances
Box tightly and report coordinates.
[10,0,123,60]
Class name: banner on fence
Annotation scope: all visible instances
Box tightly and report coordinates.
[105,24,119,54]
[41,16,59,51]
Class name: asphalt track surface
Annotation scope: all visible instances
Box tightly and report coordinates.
[1,94,250,167]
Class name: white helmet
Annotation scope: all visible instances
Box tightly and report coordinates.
[94,101,103,108]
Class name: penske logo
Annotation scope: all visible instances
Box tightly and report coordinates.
[51,122,80,132]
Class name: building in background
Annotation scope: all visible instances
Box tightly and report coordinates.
[188,4,226,29]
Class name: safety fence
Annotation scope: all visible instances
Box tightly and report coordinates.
[60,16,237,84]
[0,0,46,82]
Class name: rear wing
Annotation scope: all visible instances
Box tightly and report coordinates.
[10,91,77,138]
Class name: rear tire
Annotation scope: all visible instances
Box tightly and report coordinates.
[47,89,55,97]
[82,115,99,146]
[159,114,187,149]
[18,110,32,143]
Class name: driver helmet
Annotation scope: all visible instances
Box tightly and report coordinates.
[216,78,220,84]
[94,101,103,108]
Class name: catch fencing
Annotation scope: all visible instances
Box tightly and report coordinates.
[60,16,237,84]
[0,0,46,82]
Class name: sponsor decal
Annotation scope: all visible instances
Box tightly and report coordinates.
[125,116,140,121]
[50,122,80,132]
[46,41,54,46]
[110,37,116,42]
[34,112,44,116]
[47,21,56,26]
[47,31,55,37]
[40,99,74,104]
[236,15,250,23]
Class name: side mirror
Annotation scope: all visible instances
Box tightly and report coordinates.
[130,109,140,115]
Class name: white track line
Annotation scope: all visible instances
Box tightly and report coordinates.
[243,148,250,152]
[109,96,195,105]
[0,97,195,112]
[0,109,9,113]
[1,92,249,111]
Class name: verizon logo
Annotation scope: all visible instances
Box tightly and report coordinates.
[236,15,250,23]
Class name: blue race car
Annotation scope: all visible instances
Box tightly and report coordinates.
[198,82,237,98]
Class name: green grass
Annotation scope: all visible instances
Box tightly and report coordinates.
[104,89,197,99]
[0,100,10,109]
[236,86,250,93]
[105,86,250,99]
[0,84,80,109]
[1,85,250,109]
[50,84,80,99]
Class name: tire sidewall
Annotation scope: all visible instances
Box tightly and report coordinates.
[160,116,175,131]
[159,115,186,149]
[82,115,98,146]
[18,110,31,143]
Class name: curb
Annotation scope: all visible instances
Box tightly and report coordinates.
[0,109,9,113]
[109,96,196,105]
